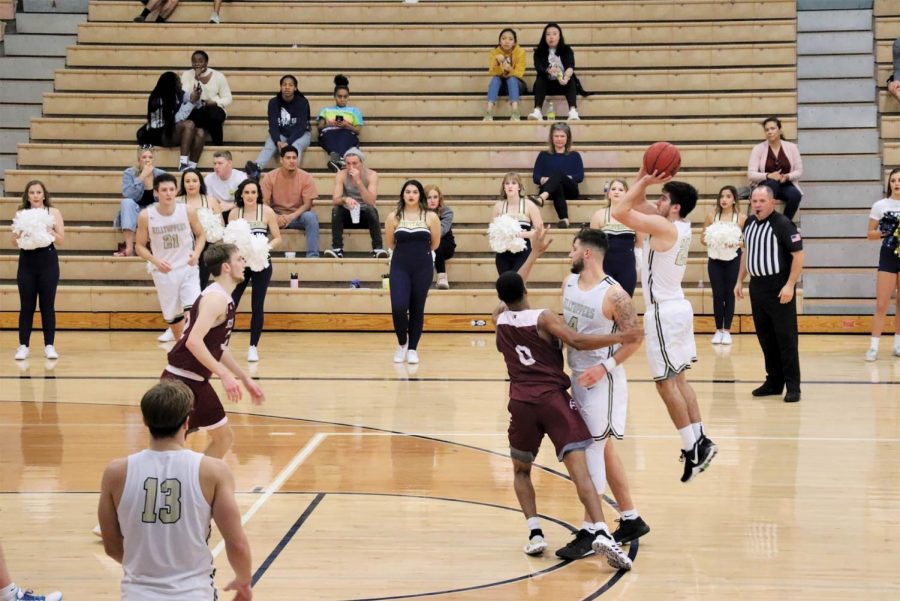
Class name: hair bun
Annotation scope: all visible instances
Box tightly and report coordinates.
[334,74,349,87]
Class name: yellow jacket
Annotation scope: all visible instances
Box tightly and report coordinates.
[488,45,526,79]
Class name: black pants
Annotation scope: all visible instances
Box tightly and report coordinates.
[319,129,360,158]
[749,275,800,394]
[231,264,272,347]
[390,246,433,350]
[533,76,577,110]
[603,250,637,297]
[17,245,59,347]
[331,204,383,250]
[188,105,226,145]
[540,173,579,220]
[495,244,531,275]
[434,232,456,273]
[708,254,741,330]
[761,179,802,221]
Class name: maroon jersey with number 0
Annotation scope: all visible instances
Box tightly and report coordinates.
[495,309,571,403]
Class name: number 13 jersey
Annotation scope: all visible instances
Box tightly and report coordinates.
[495,309,571,403]
[118,449,215,600]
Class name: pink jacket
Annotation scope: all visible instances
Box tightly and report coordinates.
[747,140,803,192]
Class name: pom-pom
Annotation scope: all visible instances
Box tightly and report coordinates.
[197,207,224,243]
[704,221,743,261]
[878,213,899,253]
[12,209,55,250]
[488,214,527,254]
[224,218,270,272]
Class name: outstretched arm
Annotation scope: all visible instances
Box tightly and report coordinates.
[516,225,551,284]
[611,170,677,248]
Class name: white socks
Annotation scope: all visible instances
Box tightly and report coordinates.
[679,425,697,451]
[581,520,594,532]
[870,336,880,350]
[621,509,640,521]
[526,516,541,532]
[691,422,704,440]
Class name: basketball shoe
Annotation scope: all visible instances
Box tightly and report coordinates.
[591,529,632,570]
[555,529,595,560]
[523,534,548,556]
[612,516,650,544]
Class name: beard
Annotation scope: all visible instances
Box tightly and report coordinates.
[570,257,584,274]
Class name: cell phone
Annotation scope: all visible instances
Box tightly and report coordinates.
[335,115,344,122]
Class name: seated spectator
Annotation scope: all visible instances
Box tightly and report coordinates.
[747,116,803,221]
[425,184,455,289]
[261,146,320,257]
[888,37,900,102]
[484,28,526,121]
[323,148,387,258]
[134,0,178,22]
[317,75,364,172]
[204,150,246,215]
[529,23,586,121]
[245,74,310,180]
[136,71,204,171]
[531,122,583,228]
[113,147,166,257]
[181,50,232,151]
[209,0,223,23]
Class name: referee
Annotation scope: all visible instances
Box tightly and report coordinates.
[735,185,804,402]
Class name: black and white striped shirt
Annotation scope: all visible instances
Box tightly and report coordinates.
[742,212,803,277]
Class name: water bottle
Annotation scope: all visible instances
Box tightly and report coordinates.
[349,278,361,289]
[547,101,556,121]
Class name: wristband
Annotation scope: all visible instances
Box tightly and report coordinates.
[602,357,617,373]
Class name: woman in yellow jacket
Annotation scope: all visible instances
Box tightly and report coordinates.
[485,28,527,121]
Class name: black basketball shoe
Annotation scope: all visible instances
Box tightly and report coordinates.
[612,516,650,544]
[555,529,595,560]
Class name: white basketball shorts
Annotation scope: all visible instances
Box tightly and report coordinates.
[644,298,697,380]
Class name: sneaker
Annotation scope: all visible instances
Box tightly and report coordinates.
[436,273,449,289]
[244,160,261,181]
[680,437,718,483]
[133,14,147,22]
[697,435,718,472]
[510,110,520,121]
[327,153,345,173]
[567,108,581,121]
[247,346,259,362]
[393,344,408,363]
[15,345,29,360]
[527,194,544,208]
[44,345,59,360]
[865,347,878,362]
[557,219,570,229]
[555,528,595,560]
[14,588,62,601]
[751,383,782,397]
[591,529,632,570]
[721,331,732,345]
[92,524,102,537]
[523,534,548,556]
[612,516,651,544]
[372,249,389,259]
[209,11,220,23]
[482,111,494,122]
[158,328,175,342]
[783,391,801,403]
[711,331,723,344]
[527,108,543,121]
[323,248,344,259]
[407,349,419,364]
[178,160,190,172]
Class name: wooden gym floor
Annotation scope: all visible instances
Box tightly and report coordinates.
[1,331,899,600]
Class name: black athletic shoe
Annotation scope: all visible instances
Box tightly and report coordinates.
[752,383,782,397]
[612,516,650,544]
[697,435,718,473]
[244,160,261,181]
[783,391,801,403]
[554,529,595,560]
[133,14,147,22]
[680,440,712,483]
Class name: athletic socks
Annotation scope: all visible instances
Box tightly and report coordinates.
[620,509,640,521]
[581,520,594,532]
[526,516,541,533]
[592,522,610,535]
[691,422,704,440]
[870,336,880,350]
[679,425,697,451]
[138,8,150,18]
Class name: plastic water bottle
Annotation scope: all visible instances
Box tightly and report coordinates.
[547,101,556,121]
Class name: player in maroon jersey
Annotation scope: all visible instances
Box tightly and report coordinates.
[162,242,265,459]
[493,226,639,570]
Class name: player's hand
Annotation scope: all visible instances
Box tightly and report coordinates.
[531,225,553,255]
[244,378,265,405]
[188,255,199,266]
[778,284,794,304]
[224,578,252,601]
[221,372,242,402]
[642,169,673,187]
[577,365,607,388]
[619,328,642,344]
[734,282,744,300]
[155,259,172,273]
[344,198,359,210]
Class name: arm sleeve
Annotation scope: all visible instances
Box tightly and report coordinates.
[267,98,280,142]
[533,49,549,78]
[869,201,883,221]
[747,144,766,183]
[212,72,233,109]
[570,152,584,183]
[302,173,318,204]
[511,46,527,79]
[786,143,803,182]
[261,172,274,204]
[562,46,576,70]
[440,207,454,237]
[174,92,194,123]
[776,217,803,252]
[533,152,546,184]
[121,169,143,201]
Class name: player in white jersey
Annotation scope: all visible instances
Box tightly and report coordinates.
[612,168,717,483]
[555,228,648,560]
[136,173,206,341]
[98,380,252,601]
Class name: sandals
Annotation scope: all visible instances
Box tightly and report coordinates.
[113,243,135,257]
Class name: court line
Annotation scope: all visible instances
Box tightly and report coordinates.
[251,493,325,586]
[211,432,327,558]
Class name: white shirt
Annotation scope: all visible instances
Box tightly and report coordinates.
[181,68,233,111]
[204,169,247,205]
[563,273,622,373]
[147,203,194,270]
[869,197,900,221]
[642,219,691,304]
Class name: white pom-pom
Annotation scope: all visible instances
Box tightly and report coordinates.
[488,214,527,254]
[224,218,270,272]
[197,207,224,243]
[12,209,55,250]
[704,221,743,261]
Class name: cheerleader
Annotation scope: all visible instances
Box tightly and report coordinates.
[12,180,64,360]
[701,185,746,345]
[177,167,224,289]
[865,168,900,361]
[491,172,543,275]
[590,179,640,296]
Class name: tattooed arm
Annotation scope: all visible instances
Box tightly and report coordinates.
[577,285,643,388]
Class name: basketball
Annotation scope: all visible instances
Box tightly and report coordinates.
[643,141,681,177]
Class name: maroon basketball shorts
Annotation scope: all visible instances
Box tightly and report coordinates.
[160,370,228,431]
[507,388,592,462]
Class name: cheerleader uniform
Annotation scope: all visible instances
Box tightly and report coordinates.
[706,211,742,331]
[231,204,272,347]
[17,207,59,348]
[390,213,433,351]
[495,197,532,275]
[870,197,900,274]
[179,194,215,289]
[599,207,637,296]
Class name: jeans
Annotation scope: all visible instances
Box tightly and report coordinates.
[319,128,360,158]
[283,211,320,256]
[255,132,312,168]
[761,179,802,221]
[893,37,900,80]
[115,197,141,231]
[487,76,522,103]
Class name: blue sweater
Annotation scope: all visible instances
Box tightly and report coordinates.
[532,151,584,184]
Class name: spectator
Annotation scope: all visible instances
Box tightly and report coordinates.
[177,167,223,288]
[114,147,165,257]
[323,148,386,259]
[245,74,310,180]
[864,168,900,361]
[229,179,282,362]
[529,23,584,121]
[261,146,320,257]
[484,28,526,121]
[590,179,640,296]
[13,180,64,361]
[701,185,746,345]
[204,150,246,215]
[887,37,900,102]
[136,72,204,171]
[181,50,232,150]
[425,184,455,289]
[209,0,223,23]
[0,541,61,601]
[492,172,543,275]
[747,116,803,221]
[385,180,441,364]
[134,0,178,22]
[317,75,364,172]
[531,122,583,229]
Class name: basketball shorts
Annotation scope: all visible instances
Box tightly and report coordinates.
[878,245,900,274]
[507,389,592,463]
[161,370,227,431]
[644,298,697,380]
[570,365,628,440]
[151,264,200,323]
